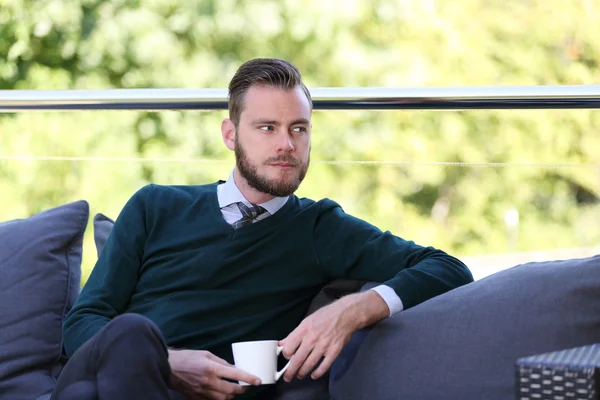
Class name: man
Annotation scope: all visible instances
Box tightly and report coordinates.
[52,58,473,400]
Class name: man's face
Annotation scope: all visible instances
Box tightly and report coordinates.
[234,85,312,197]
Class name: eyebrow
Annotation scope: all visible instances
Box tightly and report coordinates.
[250,118,311,126]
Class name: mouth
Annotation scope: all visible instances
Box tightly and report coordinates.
[269,163,296,169]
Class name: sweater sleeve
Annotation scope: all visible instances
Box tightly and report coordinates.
[62,185,152,357]
[312,200,473,310]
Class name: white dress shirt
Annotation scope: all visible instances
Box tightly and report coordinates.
[217,171,404,316]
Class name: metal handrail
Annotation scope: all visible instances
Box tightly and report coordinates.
[1,85,600,111]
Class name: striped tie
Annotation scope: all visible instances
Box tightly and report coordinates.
[232,202,267,229]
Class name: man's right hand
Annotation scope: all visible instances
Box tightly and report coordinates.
[168,349,261,400]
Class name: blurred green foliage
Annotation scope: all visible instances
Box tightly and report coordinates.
[1,0,599,282]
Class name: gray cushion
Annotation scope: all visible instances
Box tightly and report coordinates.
[330,255,600,400]
[0,201,89,400]
[93,213,114,257]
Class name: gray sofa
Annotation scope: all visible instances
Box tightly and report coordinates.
[1,200,599,400]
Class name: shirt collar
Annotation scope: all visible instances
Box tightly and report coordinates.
[217,170,289,215]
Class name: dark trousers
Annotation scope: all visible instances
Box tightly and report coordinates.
[51,313,187,400]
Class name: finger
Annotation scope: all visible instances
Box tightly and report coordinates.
[284,340,313,382]
[206,352,232,366]
[216,364,261,386]
[280,327,304,359]
[209,377,250,396]
[311,353,337,380]
[297,347,324,379]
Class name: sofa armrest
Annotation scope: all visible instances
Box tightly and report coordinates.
[516,343,600,400]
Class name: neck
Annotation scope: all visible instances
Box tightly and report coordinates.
[233,168,277,204]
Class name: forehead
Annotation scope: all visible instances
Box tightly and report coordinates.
[240,85,312,123]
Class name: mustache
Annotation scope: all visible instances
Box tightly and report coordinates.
[264,156,300,166]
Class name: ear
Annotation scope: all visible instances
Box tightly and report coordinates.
[221,118,236,151]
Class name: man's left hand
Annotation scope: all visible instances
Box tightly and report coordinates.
[279,290,389,382]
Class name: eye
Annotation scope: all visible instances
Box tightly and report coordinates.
[292,126,307,133]
[259,125,275,132]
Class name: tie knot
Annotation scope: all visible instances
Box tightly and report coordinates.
[235,202,267,220]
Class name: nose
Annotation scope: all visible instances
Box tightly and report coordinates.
[276,131,295,153]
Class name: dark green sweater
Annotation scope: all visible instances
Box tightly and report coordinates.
[64,183,472,392]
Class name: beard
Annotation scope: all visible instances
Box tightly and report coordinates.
[234,135,309,197]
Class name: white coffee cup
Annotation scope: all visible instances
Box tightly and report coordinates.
[231,340,293,386]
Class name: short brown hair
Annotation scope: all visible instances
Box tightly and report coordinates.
[228,58,312,127]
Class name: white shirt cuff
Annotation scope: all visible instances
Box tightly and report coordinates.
[370,285,404,316]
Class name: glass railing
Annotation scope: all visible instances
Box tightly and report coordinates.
[1,86,599,282]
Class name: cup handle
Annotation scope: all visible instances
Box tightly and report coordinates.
[275,346,293,381]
